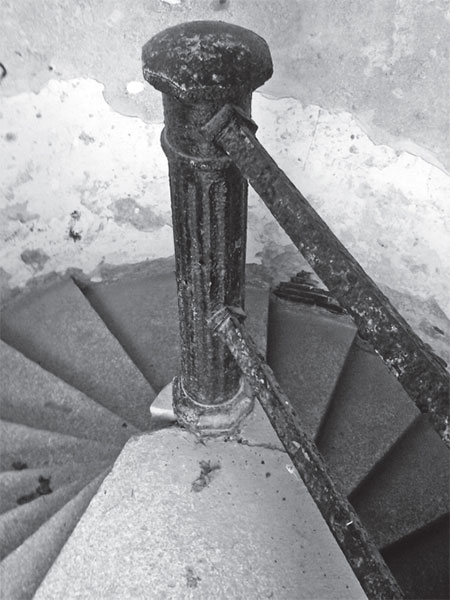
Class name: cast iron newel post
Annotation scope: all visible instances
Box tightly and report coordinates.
[142,21,272,433]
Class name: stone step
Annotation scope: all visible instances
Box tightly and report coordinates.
[382,515,449,600]
[1,278,154,429]
[0,471,108,600]
[0,470,104,560]
[0,420,120,472]
[0,459,111,515]
[0,340,140,445]
[266,292,357,439]
[350,414,449,549]
[316,336,420,496]
[79,261,270,394]
[34,427,366,600]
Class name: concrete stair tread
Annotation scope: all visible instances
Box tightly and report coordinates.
[0,459,112,515]
[266,294,357,439]
[34,427,366,600]
[0,420,120,472]
[80,261,270,394]
[1,277,154,429]
[350,414,449,549]
[382,515,449,600]
[0,470,105,560]
[317,337,420,496]
[0,470,109,600]
[0,340,140,445]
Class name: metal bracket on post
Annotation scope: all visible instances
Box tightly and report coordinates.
[142,21,272,435]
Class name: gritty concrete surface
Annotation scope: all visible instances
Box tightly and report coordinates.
[267,296,357,439]
[0,460,112,515]
[1,1,449,364]
[0,471,109,600]
[36,396,367,599]
[0,340,140,446]
[1,278,155,429]
[317,337,420,496]
[0,474,98,561]
[351,414,450,549]
[0,420,119,472]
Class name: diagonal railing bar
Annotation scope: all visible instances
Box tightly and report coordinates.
[203,104,450,447]
[209,305,405,600]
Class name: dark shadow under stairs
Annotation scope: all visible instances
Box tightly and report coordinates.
[0,260,448,599]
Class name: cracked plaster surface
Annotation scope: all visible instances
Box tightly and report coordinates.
[1,0,449,362]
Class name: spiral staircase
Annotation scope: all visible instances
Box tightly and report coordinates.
[0,259,448,599]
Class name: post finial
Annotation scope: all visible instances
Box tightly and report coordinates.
[142,20,273,103]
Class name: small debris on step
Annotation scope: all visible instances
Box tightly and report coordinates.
[191,460,221,492]
[185,566,201,588]
[17,475,53,505]
[12,461,28,470]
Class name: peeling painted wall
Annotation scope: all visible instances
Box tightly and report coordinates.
[1,0,449,362]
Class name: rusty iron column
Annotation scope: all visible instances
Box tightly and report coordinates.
[142,21,272,433]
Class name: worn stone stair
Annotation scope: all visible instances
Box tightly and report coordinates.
[0,473,101,560]
[0,341,140,445]
[0,471,110,600]
[266,289,357,439]
[1,278,154,429]
[268,279,449,600]
[0,262,448,599]
[0,274,158,598]
[316,335,420,496]
[0,460,112,515]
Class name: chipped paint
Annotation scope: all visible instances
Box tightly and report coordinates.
[0,1,449,369]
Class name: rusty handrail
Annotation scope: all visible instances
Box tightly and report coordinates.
[209,305,405,600]
[203,104,450,446]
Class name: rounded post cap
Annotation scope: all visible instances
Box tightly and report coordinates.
[142,20,273,103]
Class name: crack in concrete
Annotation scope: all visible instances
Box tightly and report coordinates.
[232,437,286,454]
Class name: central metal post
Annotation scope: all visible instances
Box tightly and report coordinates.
[143,21,272,433]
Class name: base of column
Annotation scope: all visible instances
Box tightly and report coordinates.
[173,376,254,436]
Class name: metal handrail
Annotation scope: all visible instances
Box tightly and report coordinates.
[209,305,405,600]
[203,104,450,447]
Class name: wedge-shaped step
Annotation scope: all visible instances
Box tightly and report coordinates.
[34,427,366,600]
[316,336,420,495]
[0,420,120,472]
[266,292,357,439]
[0,340,140,445]
[0,459,112,515]
[0,471,102,560]
[81,262,270,393]
[0,471,108,600]
[1,278,154,429]
[382,515,449,600]
[350,414,449,549]
[81,266,180,393]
